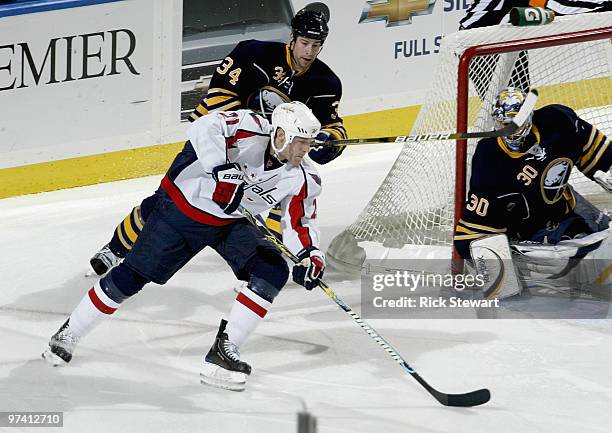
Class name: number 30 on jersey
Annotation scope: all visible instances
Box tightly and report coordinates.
[517,164,538,186]
[466,194,489,216]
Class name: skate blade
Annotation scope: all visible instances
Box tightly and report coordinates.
[200,362,247,392]
[41,348,68,367]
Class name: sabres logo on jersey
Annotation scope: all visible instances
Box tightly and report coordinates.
[541,158,572,204]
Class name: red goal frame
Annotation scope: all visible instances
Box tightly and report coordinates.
[452,26,612,260]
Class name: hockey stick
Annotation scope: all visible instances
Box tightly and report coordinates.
[317,89,538,148]
[238,205,491,407]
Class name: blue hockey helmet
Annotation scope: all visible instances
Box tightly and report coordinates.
[492,87,534,153]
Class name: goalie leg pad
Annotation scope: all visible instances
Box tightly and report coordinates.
[570,231,612,288]
[468,234,522,300]
[512,227,612,287]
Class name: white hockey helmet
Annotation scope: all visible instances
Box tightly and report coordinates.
[271,101,321,153]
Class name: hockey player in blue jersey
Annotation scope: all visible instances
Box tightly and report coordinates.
[189,8,347,152]
[43,102,326,391]
[454,87,611,290]
[89,7,347,276]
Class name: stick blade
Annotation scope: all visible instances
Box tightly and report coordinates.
[438,388,491,407]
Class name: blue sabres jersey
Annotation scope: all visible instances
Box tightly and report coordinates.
[454,104,611,258]
[189,40,346,141]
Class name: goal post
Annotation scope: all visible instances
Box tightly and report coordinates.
[327,12,612,271]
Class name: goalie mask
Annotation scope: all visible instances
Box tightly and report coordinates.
[247,87,290,121]
[271,101,321,154]
[492,87,534,153]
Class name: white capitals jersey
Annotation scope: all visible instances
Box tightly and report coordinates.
[160,109,322,255]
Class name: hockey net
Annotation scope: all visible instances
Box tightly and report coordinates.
[328,12,612,270]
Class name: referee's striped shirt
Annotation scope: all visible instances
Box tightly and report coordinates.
[459,0,612,30]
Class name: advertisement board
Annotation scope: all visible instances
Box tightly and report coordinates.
[179,0,470,120]
[0,0,181,169]
[319,0,470,115]
[0,0,470,197]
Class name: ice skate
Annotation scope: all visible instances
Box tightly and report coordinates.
[89,243,121,276]
[200,319,251,391]
[42,319,79,366]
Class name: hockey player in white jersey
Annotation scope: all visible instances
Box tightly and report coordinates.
[42,101,326,391]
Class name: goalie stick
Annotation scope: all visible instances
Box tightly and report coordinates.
[317,89,539,148]
[238,205,491,407]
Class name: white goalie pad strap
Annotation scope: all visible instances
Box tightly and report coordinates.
[469,234,521,300]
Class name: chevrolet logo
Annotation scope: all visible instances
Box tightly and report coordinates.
[360,0,436,27]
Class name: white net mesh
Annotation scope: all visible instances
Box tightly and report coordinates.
[329,13,612,267]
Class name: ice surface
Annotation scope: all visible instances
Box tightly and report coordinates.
[1,143,611,433]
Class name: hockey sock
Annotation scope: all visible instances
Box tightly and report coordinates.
[108,205,144,258]
[225,286,272,347]
[264,206,283,240]
[68,280,120,338]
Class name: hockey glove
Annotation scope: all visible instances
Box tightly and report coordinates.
[308,131,345,164]
[292,248,325,290]
[211,163,245,214]
[313,130,332,147]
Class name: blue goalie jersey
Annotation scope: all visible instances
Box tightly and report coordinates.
[454,104,612,259]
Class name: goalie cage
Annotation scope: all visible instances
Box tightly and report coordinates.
[328,12,612,272]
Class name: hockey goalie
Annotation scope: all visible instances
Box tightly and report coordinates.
[453,87,612,300]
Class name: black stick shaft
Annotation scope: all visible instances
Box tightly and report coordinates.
[237,205,491,407]
[318,89,538,148]
[320,123,518,148]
